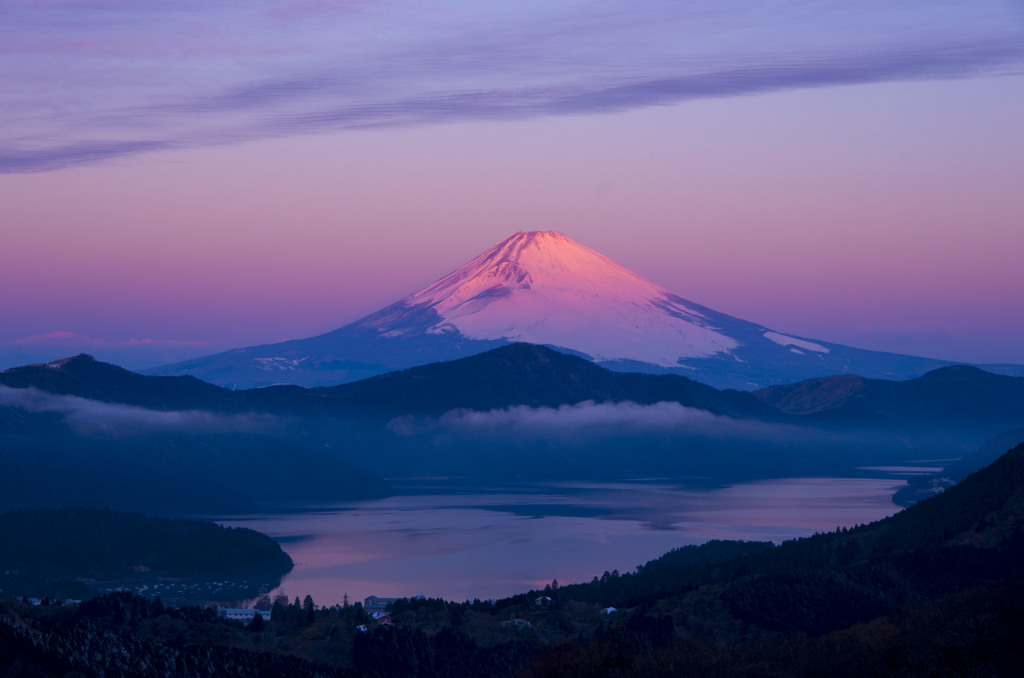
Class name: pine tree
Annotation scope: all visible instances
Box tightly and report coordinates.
[303,594,315,625]
[247,611,265,632]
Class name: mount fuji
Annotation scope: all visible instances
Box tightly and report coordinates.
[154,231,956,389]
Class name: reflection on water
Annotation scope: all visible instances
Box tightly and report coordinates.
[213,476,908,605]
[858,465,945,475]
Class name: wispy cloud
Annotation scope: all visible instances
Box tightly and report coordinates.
[9,331,211,349]
[0,384,269,436]
[391,400,816,443]
[446,400,729,433]
[2,1,1022,172]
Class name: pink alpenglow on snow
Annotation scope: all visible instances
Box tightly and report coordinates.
[400,231,738,366]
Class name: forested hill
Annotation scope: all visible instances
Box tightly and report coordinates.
[754,364,1024,431]
[0,508,292,581]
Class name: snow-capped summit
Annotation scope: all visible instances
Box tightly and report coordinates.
[369,231,736,365]
[153,231,953,389]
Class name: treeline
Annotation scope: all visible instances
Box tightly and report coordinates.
[550,539,775,608]
[520,581,1024,677]
[0,592,343,678]
[0,591,539,678]
[7,582,1023,678]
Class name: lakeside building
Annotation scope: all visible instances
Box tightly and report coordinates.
[220,608,271,622]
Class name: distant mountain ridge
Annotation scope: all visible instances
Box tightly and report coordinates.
[754,364,1024,431]
[0,346,777,420]
[312,343,779,419]
[151,231,993,390]
[6,345,1024,430]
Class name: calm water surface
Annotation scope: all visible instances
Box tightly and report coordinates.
[215,475,909,605]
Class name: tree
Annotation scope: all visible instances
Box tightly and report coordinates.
[303,594,315,625]
[247,611,265,632]
[450,605,465,627]
[270,599,286,623]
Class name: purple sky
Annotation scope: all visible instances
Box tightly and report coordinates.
[2,1,1023,369]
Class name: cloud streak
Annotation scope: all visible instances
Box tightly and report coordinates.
[9,331,211,349]
[0,385,269,436]
[2,1,1022,172]
[412,400,816,444]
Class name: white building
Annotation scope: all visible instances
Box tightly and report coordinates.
[221,608,271,622]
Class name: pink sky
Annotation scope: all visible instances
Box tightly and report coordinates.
[2,2,1023,369]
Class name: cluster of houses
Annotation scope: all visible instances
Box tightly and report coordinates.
[356,595,404,631]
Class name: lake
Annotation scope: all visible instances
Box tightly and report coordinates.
[212,468,931,606]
